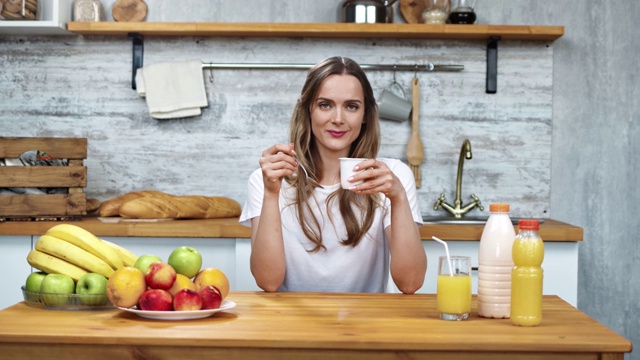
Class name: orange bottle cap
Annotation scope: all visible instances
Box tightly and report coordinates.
[518,219,540,230]
[489,203,510,213]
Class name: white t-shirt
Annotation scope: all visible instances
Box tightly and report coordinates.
[239,158,422,293]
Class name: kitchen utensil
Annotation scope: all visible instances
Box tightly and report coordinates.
[294,157,323,188]
[378,81,412,122]
[339,0,398,23]
[112,0,147,22]
[406,77,424,188]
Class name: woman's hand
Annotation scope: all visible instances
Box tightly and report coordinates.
[348,159,404,201]
[259,143,298,195]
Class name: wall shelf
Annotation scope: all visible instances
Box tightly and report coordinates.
[66,22,564,41]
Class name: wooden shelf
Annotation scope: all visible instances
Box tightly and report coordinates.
[66,22,564,41]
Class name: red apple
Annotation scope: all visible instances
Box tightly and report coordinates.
[198,285,222,310]
[144,261,177,290]
[173,288,202,311]
[138,289,173,311]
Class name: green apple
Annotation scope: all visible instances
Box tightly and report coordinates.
[40,274,75,306]
[25,272,47,292]
[168,246,202,279]
[76,273,108,306]
[134,254,163,273]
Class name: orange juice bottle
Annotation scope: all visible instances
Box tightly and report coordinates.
[510,219,544,326]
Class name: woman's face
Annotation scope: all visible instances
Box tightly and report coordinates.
[309,74,365,158]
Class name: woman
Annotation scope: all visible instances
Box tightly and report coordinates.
[240,56,426,294]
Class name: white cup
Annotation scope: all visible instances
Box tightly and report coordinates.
[378,82,412,122]
[339,158,366,189]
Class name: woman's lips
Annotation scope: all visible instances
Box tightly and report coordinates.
[327,130,347,138]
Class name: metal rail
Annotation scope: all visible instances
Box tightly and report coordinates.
[201,62,464,72]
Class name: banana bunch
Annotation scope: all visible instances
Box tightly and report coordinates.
[27,224,139,280]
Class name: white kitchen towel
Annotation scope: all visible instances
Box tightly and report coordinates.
[136,60,208,120]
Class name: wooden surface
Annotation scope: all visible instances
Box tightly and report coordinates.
[66,22,564,41]
[0,217,583,241]
[0,292,630,359]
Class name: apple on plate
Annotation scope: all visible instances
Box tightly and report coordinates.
[138,289,173,311]
[167,246,202,279]
[145,262,177,290]
[40,274,75,306]
[76,273,108,306]
[133,254,163,273]
[25,271,47,292]
[173,288,202,311]
[198,285,222,310]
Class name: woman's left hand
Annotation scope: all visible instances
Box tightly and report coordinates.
[348,159,404,200]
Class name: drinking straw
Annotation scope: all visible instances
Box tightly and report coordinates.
[432,236,454,276]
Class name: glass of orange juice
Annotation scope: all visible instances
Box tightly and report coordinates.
[437,255,472,321]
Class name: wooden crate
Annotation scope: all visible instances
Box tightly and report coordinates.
[0,137,87,221]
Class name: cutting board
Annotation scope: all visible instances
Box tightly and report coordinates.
[112,0,148,22]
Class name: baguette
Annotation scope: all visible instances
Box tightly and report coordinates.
[118,195,242,219]
[98,190,171,217]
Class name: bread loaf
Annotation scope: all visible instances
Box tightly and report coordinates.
[118,195,242,219]
[98,190,170,217]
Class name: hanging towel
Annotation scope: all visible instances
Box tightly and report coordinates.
[135,60,208,120]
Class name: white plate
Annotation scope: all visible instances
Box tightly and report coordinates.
[117,300,236,320]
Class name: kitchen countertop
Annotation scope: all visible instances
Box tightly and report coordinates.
[0,216,582,241]
[0,292,630,359]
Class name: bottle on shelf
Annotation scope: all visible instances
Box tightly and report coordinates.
[477,203,516,318]
[511,219,544,326]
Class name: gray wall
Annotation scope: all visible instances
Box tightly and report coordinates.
[2,0,638,357]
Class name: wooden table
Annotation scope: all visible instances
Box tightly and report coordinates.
[0,292,630,359]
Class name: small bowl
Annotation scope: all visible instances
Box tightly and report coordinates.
[21,286,114,311]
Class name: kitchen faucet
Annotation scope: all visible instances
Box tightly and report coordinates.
[433,139,484,218]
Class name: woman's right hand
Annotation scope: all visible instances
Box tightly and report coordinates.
[259,143,298,194]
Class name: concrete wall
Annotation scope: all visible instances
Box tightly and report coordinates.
[1,0,638,357]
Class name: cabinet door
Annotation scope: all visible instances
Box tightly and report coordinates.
[103,237,237,289]
[0,236,33,310]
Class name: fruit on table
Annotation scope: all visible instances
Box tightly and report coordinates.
[139,289,173,311]
[106,266,146,308]
[40,274,75,306]
[45,224,123,270]
[194,268,230,299]
[168,246,202,279]
[27,250,88,282]
[76,273,109,306]
[101,240,139,267]
[35,235,114,278]
[145,262,177,290]
[173,289,202,311]
[168,273,197,297]
[134,254,163,274]
[25,271,47,292]
[198,285,222,310]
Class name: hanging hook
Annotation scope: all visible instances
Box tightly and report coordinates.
[393,64,397,83]
[414,64,420,79]
[208,69,214,83]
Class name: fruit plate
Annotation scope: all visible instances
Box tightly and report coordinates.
[117,300,236,320]
[22,286,114,311]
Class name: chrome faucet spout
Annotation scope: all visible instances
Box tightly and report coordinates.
[433,139,484,218]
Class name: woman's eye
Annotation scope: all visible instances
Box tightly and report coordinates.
[319,102,331,109]
[347,103,359,111]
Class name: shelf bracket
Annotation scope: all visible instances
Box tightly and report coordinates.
[486,36,500,94]
[129,33,144,90]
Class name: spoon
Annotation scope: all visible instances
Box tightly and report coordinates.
[294,157,323,188]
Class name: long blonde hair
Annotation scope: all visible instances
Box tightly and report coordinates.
[287,56,381,252]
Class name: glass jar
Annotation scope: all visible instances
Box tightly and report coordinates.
[0,0,38,20]
[421,0,450,24]
[73,0,104,22]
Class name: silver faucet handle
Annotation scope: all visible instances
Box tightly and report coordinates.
[470,193,484,211]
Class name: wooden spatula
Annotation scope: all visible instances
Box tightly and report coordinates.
[406,77,424,188]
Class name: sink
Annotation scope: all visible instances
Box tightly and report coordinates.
[422,216,545,225]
